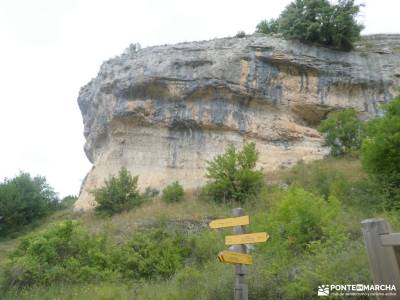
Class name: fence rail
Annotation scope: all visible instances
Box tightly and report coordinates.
[361,218,400,300]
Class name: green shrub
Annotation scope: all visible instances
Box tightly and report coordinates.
[256,0,363,50]
[272,188,344,250]
[361,96,400,208]
[58,195,77,209]
[119,228,191,280]
[162,182,184,203]
[241,187,356,299]
[203,143,263,204]
[92,168,142,215]
[0,173,58,236]
[255,19,279,34]
[318,109,364,156]
[1,221,119,289]
[252,239,370,299]
[1,222,194,289]
[187,230,224,265]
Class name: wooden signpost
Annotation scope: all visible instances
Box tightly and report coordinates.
[209,215,250,229]
[218,251,253,265]
[209,208,269,300]
[225,232,269,245]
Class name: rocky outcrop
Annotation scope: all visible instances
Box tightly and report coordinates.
[74,34,400,210]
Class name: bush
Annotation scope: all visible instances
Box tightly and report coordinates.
[318,109,364,156]
[235,31,246,38]
[1,221,118,289]
[203,143,263,203]
[92,168,142,215]
[361,96,400,208]
[255,19,279,34]
[162,182,184,203]
[58,195,77,209]
[0,173,58,236]
[243,187,356,299]
[272,188,344,250]
[1,222,193,289]
[256,0,364,50]
[187,230,224,265]
[119,228,191,280]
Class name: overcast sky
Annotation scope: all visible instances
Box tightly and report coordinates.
[0,0,398,198]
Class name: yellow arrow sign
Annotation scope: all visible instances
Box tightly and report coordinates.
[209,216,250,229]
[225,232,269,245]
[217,251,253,265]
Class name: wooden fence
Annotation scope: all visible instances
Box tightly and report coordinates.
[361,218,400,299]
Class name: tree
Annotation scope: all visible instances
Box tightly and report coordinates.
[273,188,343,250]
[256,0,363,50]
[361,96,400,207]
[93,168,142,215]
[255,19,279,34]
[0,173,58,236]
[203,143,263,203]
[318,109,364,156]
[162,181,184,203]
[235,31,246,38]
[58,195,78,209]
[329,0,364,50]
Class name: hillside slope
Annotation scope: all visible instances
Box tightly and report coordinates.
[2,157,399,299]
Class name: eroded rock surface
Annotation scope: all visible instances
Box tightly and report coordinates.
[75,34,400,210]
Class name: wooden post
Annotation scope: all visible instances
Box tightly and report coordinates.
[232,208,248,300]
[361,218,400,299]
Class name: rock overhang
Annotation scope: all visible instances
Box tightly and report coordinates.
[74,33,400,210]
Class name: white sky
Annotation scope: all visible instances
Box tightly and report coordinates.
[0,0,398,198]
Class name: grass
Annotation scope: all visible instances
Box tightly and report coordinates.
[0,156,397,299]
[71,190,230,243]
[1,283,136,300]
[264,156,363,183]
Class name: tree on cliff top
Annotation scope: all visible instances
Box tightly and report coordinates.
[256,0,364,50]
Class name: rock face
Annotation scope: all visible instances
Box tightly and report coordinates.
[74,34,400,210]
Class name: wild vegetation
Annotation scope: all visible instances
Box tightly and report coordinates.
[361,96,400,208]
[93,167,143,215]
[0,173,58,237]
[202,143,263,204]
[256,0,364,50]
[2,155,394,299]
[1,99,399,298]
[162,181,184,203]
[318,108,364,156]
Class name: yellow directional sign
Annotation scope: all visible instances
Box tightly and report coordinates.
[209,216,250,229]
[225,232,269,245]
[217,251,253,265]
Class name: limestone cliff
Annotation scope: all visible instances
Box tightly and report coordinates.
[74,34,400,210]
